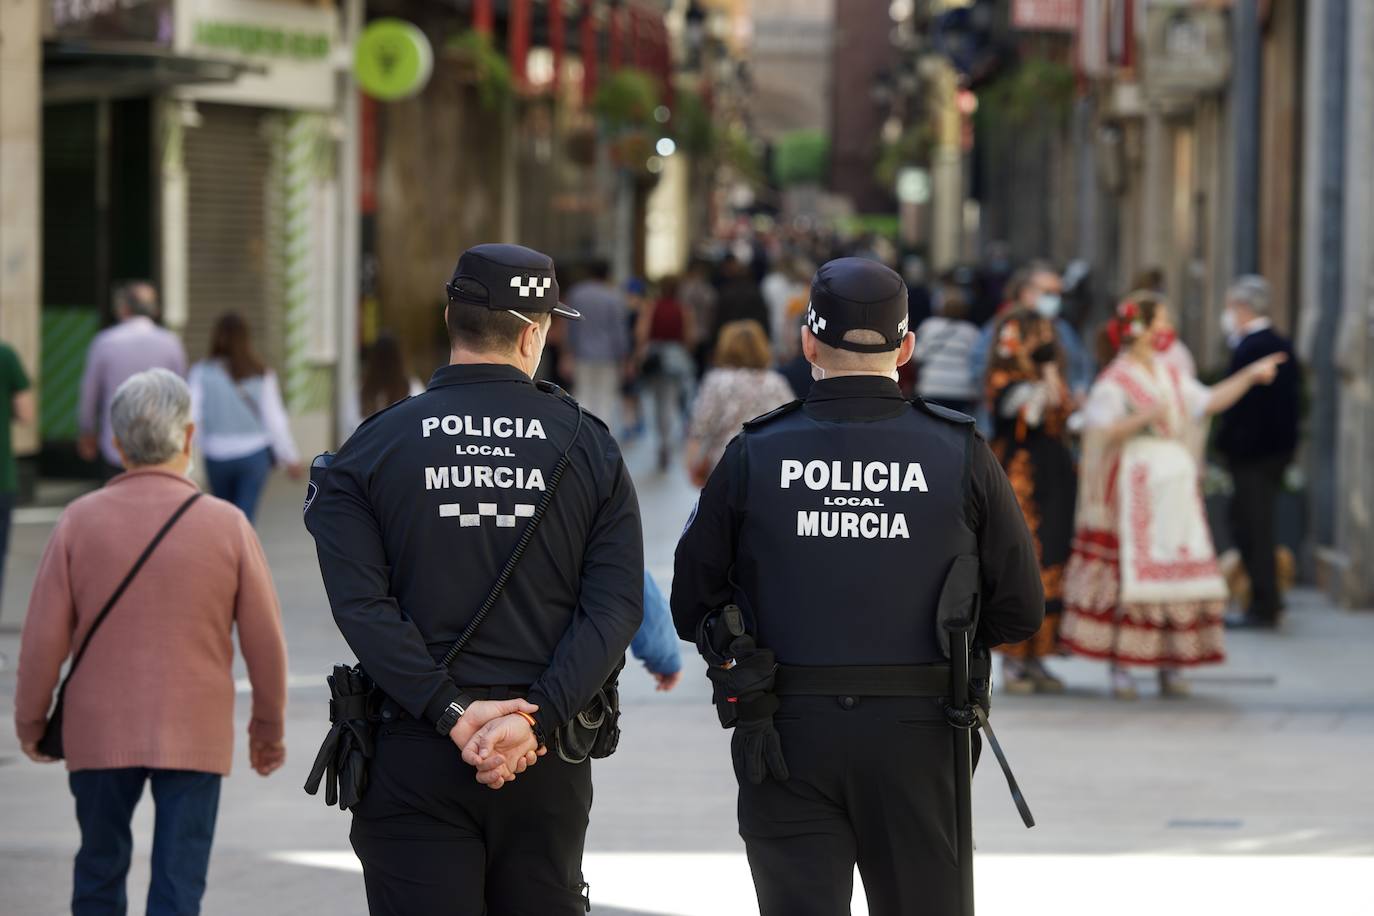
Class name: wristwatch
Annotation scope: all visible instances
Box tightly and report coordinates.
[434,693,477,736]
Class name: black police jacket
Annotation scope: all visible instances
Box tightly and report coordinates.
[304,363,644,735]
[671,375,1043,664]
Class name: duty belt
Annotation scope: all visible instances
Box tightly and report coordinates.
[774,664,949,697]
[774,663,1034,828]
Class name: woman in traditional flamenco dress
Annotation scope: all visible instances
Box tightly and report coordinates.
[985,309,1078,694]
[1060,292,1286,699]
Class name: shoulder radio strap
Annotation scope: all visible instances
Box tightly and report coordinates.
[440,391,585,667]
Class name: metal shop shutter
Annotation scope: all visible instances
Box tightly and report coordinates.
[183,104,283,374]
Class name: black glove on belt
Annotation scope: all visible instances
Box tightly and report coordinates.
[304,665,377,810]
[705,634,789,784]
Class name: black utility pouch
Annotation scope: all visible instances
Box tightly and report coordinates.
[553,670,623,764]
[589,678,622,758]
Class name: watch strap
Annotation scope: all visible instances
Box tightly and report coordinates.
[435,692,478,736]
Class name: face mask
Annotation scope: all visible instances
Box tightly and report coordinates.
[1035,293,1062,319]
[810,363,899,383]
[508,311,546,376]
[1152,329,1177,353]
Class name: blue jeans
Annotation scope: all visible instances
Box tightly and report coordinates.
[69,768,221,916]
[204,447,272,523]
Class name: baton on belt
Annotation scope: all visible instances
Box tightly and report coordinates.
[946,611,977,916]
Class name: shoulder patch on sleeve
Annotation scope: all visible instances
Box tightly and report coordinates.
[914,398,976,425]
[354,393,413,433]
[303,453,332,518]
[742,399,803,431]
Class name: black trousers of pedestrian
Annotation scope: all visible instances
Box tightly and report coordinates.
[350,721,592,916]
[1229,453,1290,623]
[736,695,964,916]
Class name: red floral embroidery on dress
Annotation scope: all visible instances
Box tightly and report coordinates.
[1103,362,1182,439]
[1127,464,1220,581]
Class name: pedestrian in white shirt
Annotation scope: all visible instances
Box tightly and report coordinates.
[913,285,983,415]
[188,313,302,523]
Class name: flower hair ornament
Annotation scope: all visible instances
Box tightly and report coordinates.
[996,320,1023,359]
[1108,299,1148,349]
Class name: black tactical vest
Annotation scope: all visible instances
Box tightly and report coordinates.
[734,400,976,666]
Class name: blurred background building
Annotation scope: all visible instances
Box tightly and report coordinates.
[1,0,1372,605]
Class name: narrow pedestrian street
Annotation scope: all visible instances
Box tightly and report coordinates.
[2,438,1370,915]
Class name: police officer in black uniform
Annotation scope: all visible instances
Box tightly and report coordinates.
[305,243,643,915]
[671,257,1044,916]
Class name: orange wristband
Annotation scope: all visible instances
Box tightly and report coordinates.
[515,710,544,749]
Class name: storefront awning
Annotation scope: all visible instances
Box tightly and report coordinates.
[44,42,265,104]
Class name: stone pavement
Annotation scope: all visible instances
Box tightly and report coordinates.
[1,441,1371,915]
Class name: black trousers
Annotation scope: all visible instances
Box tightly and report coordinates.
[1229,453,1290,622]
[350,721,593,916]
[736,695,964,916]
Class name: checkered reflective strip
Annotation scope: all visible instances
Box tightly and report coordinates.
[510,276,554,298]
[438,503,538,527]
[807,304,827,334]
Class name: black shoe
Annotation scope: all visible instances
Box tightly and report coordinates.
[1225,613,1278,631]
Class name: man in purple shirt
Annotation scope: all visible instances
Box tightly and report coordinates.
[561,260,631,429]
[78,281,188,475]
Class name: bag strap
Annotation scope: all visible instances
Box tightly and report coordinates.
[56,492,202,695]
[440,386,585,667]
[233,376,267,430]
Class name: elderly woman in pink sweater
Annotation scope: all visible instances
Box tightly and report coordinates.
[14,368,288,916]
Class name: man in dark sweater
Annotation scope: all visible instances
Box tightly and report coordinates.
[1216,275,1301,629]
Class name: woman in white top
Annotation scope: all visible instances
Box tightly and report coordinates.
[913,286,982,415]
[188,313,302,523]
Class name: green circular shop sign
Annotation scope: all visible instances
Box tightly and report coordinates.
[355,19,433,101]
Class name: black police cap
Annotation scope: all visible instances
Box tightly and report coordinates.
[806,257,910,353]
[445,243,582,320]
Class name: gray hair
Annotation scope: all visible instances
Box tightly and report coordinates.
[109,369,192,467]
[113,280,159,319]
[1227,274,1270,315]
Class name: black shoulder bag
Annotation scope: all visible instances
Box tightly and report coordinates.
[306,390,621,810]
[36,493,202,760]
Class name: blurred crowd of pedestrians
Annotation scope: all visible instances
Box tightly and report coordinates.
[0,229,1306,912]
[484,225,1304,701]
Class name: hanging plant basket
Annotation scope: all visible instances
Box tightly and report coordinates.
[445,30,513,109]
[593,69,661,132]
